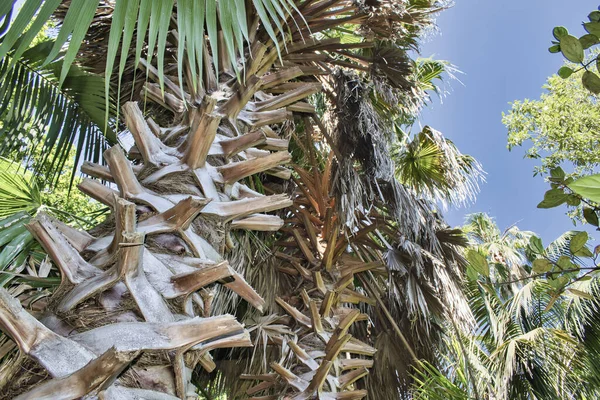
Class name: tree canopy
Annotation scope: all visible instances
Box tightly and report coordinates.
[504,65,600,177]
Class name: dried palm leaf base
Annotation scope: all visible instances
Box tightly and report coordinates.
[0,36,319,398]
[0,0,446,397]
[241,155,383,398]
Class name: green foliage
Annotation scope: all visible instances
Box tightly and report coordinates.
[0,159,42,218]
[466,248,489,278]
[559,34,584,63]
[548,10,600,94]
[0,210,60,307]
[528,165,600,230]
[568,173,600,203]
[413,215,600,399]
[0,148,104,309]
[537,188,568,209]
[503,69,600,177]
[412,361,470,400]
[0,0,302,114]
[0,38,115,185]
[0,147,106,228]
[393,126,484,205]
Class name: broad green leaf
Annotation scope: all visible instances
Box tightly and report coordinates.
[569,231,588,254]
[565,195,581,206]
[574,246,593,258]
[532,258,552,273]
[560,35,584,63]
[549,275,568,289]
[556,255,575,271]
[590,11,600,22]
[548,44,560,53]
[580,33,599,49]
[583,207,599,226]
[466,249,489,277]
[567,173,600,203]
[584,22,600,37]
[582,70,600,94]
[553,26,568,40]
[537,188,568,208]
[558,66,574,79]
[529,236,544,254]
[465,265,478,281]
[550,167,565,180]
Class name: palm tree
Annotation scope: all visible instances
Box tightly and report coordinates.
[413,214,600,400]
[0,1,481,398]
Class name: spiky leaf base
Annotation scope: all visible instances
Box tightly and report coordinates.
[242,158,382,399]
[0,41,322,398]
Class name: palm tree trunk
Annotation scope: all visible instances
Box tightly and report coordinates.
[0,1,448,398]
[0,28,313,400]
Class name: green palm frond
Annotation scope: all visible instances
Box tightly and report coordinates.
[0,0,302,108]
[0,158,42,218]
[412,361,470,400]
[0,39,115,184]
[394,126,484,205]
[414,57,452,94]
[0,157,99,294]
[0,212,37,285]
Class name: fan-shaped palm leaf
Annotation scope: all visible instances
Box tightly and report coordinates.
[0,158,41,218]
[394,126,484,205]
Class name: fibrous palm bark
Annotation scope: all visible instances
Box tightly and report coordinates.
[241,154,380,399]
[238,145,471,399]
[0,1,449,398]
[0,15,310,400]
[0,59,303,399]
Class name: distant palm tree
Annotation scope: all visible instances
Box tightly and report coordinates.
[413,214,600,400]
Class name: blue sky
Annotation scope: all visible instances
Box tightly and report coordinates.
[418,0,599,242]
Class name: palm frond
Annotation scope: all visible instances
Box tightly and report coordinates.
[414,57,450,94]
[0,0,302,108]
[0,158,41,218]
[0,39,114,184]
[394,126,484,206]
[412,361,470,400]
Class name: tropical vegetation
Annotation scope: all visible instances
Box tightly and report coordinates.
[0,1,599,400]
